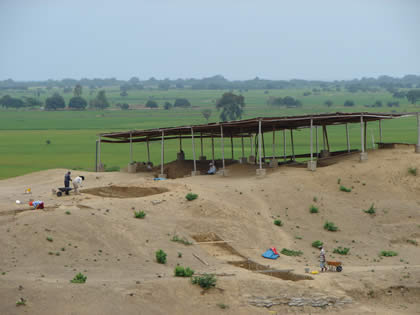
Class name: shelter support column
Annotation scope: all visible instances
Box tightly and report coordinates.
[346,124,350,153]
[199,133,206,160]
[290,129,295,161]
[320,125,330,158]
[230,135,234,160]
[127,132,136,173]
[315,126,319,157]
[240,136,247,164]
[146,139,151,164]
[360,115,368,161]
[256,119,266,176]
[307,119,316,171]
[416,113,420,153]
[219,125,228,176]
[159,131,167,178]
[269,127,278,168]
[191,128,199,176]
[283,130,286,162]
[249,135,255,163]
[211,134,215,163]
[379,120,382,144]
[177,134,185,161]
[96,137,104,172]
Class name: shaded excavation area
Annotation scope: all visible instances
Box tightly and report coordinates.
[81,186,169,198]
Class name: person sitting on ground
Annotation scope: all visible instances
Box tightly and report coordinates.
[319,246,327,272]
[72,175,85,194]
[29,200,44,209]
[207,162,217,175]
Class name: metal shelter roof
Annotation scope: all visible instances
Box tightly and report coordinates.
[99,112,410,143]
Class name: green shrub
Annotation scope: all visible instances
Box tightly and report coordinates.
[324,221,338,232]
[309,205,319,213]
[70,272,87,283]
[274,219,283,226]
[280,248,303,256]
[408,167,417,176]
[186,193,198,201]
[65,211,71,215]
[337,178,341,184]
[217,303,229,309]
[380,250,398,257]
[171,235,192,245]
[134,210,146,219]
[333,247,350,255]
[339,185,351,192]
[313,196,318,202]
[312,240,323,248]
[406,239,418,246]
[363,204,376,215]
[16,298,26,306]
[174,265,195,277]
[156,249,167,264]
[191,273,217,289]
[46,236,53,242]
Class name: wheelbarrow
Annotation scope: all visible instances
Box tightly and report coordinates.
[56,187,73,197]
[326,261,343,272]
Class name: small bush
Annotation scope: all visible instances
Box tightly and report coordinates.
[313,196,318,202]
[16,297,26,306]
[337,178,341,184]
[186,193,198,201]
[281,248,303,256]
[312,240,323,248]
[46,236,53,242]
[324,221,338,232]
[174,265,195,277]
[406,239,418,246]
[274,219,283,226]
[191,273,217,289]
[333,247,350,255]
[70,272,87,283]
[380,250,398,257]
[134,210,146,219]
[156,249,167,264]
[309,205,319,213]
[171,235,192,245]
[65,211,71,215]
[339,185,351,192]
[408,167,417,176]
[363,204,376,215]
[217,303,229,309]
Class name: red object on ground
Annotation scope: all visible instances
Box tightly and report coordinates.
[271,247,279,255]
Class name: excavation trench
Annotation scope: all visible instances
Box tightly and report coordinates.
[81,186,168,198]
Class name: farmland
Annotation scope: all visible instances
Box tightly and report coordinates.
[0,87,418,179]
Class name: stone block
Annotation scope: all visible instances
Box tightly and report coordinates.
[191,171,201,176]
[359,152,368,161]
[307,160,317,171]
[320,150,330,158]
[416,145,420,153]
[158,173,167,178]
[239,157,247,164]
[248,155,256,163]
[269,159,278,168]
[256,168,266,177]
[217,169,229,176]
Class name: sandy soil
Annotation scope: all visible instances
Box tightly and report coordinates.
[1,146,420,314]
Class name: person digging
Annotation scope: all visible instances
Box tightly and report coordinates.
[72,175,85,194]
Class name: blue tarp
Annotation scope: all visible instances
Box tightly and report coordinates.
[262,249,279,260]
[153,177,167,181]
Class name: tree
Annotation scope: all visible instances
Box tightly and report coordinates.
[164,102,172,110]
[173,98,191,108]
[117,103,129,110]
[158,82,170,90]
[45,93,65,110]
[324,100,333,107]
[129,77,140,85]
[406,89,420,104]
[74,84,82,97]
[201,109,212,122]
[23,97,42,107]
[145,100,158,108]
[120,91,128,97]
[216,92,245,121]
[0,95,25,109]
[344,100,355,107]
[68,96,87,110]
[90,90,110,109]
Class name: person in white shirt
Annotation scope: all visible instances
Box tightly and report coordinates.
[72,175,85,194]
[207,162,217,175]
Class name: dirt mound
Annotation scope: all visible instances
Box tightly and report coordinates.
[81,186,168,198]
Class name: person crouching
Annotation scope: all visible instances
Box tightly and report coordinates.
[72,175,85,194]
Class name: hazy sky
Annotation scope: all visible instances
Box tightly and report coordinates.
[0,0,419,81]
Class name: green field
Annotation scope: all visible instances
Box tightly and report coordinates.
[0,88,418,179]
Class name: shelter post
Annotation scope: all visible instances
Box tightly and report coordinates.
[240,136,247,164]
[159,131,167,178]
[220,125,227,176]
[416,112,420,153]
[346,124,350,153]
[379,120,382,144]
[211,134,215,163]
[249,135,255,163]
[320,125,330,157]
[308,119,316,171]
[177,133,185,161]
[360,115,368,161]
[315,126,319,157]
[230,135,234,160]
[269,127,278,168]
[127,132,136,173]
[199,132,206,160]
[96,136,104,172]
[283,130,286,162]
[191,128,199,176]
[290,129,295,161]
[256,119,266,176]
[146,139,151,164]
